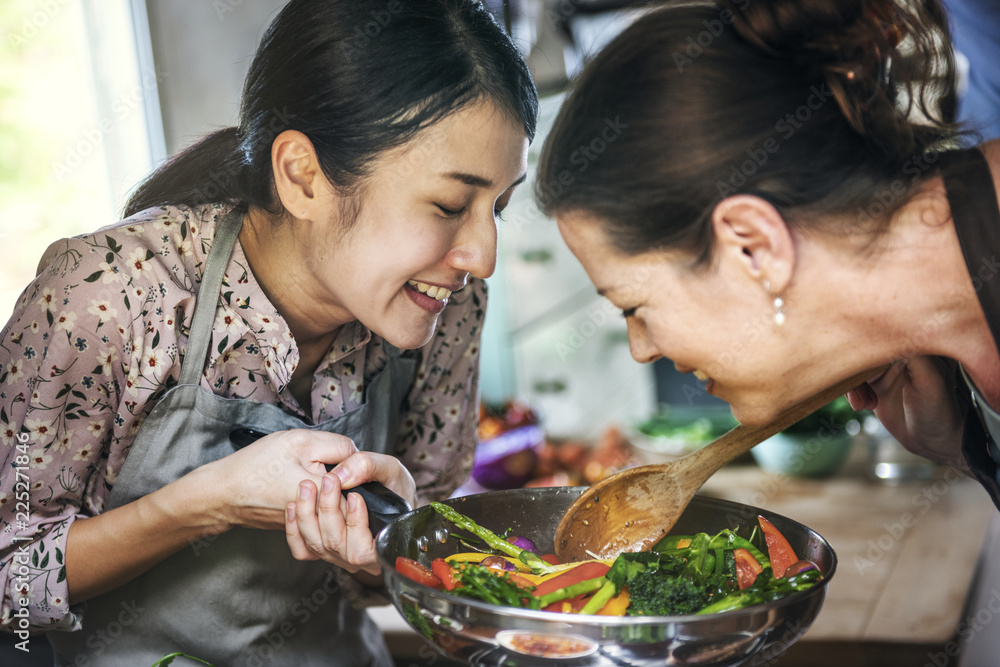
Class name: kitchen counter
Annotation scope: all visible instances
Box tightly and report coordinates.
[373,443,997,666]
[699,453,995,666]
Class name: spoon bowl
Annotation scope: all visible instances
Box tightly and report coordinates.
[554,367,884,562]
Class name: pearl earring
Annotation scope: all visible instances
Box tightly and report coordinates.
[763,280,786,326]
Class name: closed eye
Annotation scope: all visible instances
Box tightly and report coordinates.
[436,204,464,217]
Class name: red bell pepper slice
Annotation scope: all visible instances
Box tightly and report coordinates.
[540,553,561,566]
[733,548,763,589]
[532,561,610,598]
[758,515,798,578]
[396,557,442,588]
[431,558,460,591]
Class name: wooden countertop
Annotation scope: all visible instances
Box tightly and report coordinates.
[698,448,995,646]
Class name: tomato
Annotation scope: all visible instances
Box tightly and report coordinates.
[733,548,763,589]
[431,558,459,591]
[540,554,561,566]
[396,557,442,588]
[758,515,798,578]
[532,562,611,598]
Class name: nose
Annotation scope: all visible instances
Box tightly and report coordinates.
[448,213,498,280]
[626,318,661,364]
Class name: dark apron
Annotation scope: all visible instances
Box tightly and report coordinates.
[48,211,414,666]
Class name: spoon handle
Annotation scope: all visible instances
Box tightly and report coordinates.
[683,365,888,485]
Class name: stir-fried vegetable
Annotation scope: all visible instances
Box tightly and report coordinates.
[396,505,823,617]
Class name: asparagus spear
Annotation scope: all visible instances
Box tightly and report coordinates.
[429,502,557,575]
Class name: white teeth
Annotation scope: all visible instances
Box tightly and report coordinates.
[407,279,452,301]
[693,370,709,381]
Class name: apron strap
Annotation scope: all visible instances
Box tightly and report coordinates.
[179,209,245,386]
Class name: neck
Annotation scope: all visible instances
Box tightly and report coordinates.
[790,175,1000,401]
[238,207,350,348]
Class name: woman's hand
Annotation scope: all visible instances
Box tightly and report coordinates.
[284,451,416,575]
[846,356,968,472]
[202,430,416,573]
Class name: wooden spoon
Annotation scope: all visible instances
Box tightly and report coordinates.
[554,366,886,562]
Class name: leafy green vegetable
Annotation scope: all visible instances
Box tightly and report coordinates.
[627,570,707,616]
[150,653,213,666]
[696,568,823,615]
[451,564,539,608]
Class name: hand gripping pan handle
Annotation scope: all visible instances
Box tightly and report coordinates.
[229,428,412,535]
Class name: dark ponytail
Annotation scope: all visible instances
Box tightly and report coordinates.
[538,0,961,263]
[125,0,537,218]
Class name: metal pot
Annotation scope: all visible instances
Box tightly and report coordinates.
[376,487,836,667]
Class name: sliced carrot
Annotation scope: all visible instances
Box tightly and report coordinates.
[596,589,630,616]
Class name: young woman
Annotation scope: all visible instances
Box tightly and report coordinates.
[0,1,536,664]
[539,0,1000,507]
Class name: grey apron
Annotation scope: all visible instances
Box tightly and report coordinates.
[48,211,415,666]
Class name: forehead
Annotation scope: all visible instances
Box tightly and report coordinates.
[557,212,669,298]
[375,101,528,187]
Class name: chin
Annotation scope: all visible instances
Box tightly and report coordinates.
[727,399,781,428]
[379,324,436,351]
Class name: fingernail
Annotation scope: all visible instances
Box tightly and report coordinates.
[347,493,357,512]
[299,482,309,499]
[322,475,335,495]
[333,466,350,486]
[286,503,295,522]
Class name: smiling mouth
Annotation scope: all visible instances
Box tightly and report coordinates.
[407,280,453,301]
[693,370,710,382]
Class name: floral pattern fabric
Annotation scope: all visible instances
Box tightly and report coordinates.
[0,203,484,630]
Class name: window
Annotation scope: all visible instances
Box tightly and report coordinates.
[0,0,164,320]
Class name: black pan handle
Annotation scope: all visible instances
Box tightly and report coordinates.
[229,427,411,535]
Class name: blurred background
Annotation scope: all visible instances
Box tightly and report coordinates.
[3,2,1000,665]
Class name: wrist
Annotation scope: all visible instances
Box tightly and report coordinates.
[148,463,234,538]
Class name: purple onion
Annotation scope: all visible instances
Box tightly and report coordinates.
[480,555,516,571]
[783,560,819,577]
[508,536,537,553]
[471,426,543,489]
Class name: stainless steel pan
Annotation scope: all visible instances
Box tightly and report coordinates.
[376,487,836,667]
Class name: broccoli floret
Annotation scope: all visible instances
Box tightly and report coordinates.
[626,569,706,616]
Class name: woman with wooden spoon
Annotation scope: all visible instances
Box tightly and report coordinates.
[538,0,1000,508]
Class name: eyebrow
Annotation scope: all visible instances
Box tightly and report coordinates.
[443,172,527,190]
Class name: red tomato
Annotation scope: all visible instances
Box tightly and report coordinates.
[396,557,442,588]
[431,558,460,591]
[540,554,561,566]
[734,548,763,590]
[758,515,799,578]
[532,562,610,598]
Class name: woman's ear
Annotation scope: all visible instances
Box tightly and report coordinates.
[711,195,795,293]
[270,130,330,220]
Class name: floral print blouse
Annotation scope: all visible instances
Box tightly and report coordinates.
[0,203,485,630]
